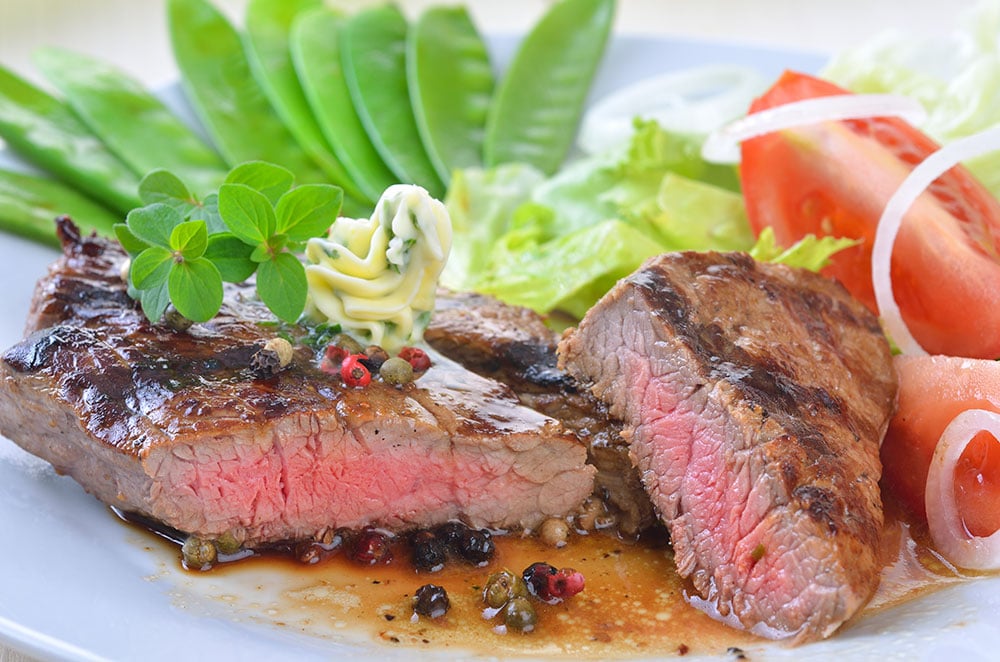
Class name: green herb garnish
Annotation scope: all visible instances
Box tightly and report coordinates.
[116,160,343,325]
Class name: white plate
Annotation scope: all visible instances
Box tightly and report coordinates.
[2,34,1000,662]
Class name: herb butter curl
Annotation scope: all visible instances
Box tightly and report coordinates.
[304,184,452,352]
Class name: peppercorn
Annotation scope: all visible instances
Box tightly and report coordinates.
[413,584,450,619]
[457,527,495,566]
[162,305,194,332]
[503,596,537,632]
[538,517,570,548]
[379,357,414,385]
[483,569,529,609]
[351,528,392,565]
[332,333,365,355]
[181,536,217,570]
[364,345,390,371]
[341,353,372,387]
[410,530,446,572]
[522,562,585,603]
[398,346,431,372]
[435,521,468,547]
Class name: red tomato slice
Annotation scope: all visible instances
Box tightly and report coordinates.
[740,71,1000,358]
[883,355,1000,537]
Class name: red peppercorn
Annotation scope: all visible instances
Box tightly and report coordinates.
[320,344,349,375]
[522,562,584,603]
[341,353,372,387]
[398,346,431,372]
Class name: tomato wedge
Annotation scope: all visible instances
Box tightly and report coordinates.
[740,71,1000,358]
[883,355,1000,538]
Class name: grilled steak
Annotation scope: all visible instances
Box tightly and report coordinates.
[0,220,595,549]
[558,251,896,643]
[426,290,657,535]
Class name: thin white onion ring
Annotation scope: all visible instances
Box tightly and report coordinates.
[578,65,766,155]
[871,125,1000,356]
[925,408,1000,570]
[700,94,927,164]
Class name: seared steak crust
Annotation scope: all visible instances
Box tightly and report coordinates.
[427,290,657,535]
[0,222,595,548]
[558,252,896,643]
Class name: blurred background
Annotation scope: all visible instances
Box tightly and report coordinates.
[0,0,980,86]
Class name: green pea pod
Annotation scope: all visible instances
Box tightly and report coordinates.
[0,168,122,247]
[291,7,399,202]
[0,64,140,213]
[484,0,616,175]
[166,0,327,184]
[33,47,227,197]
[243,0,370,204]
[340,5,445,198]
[407,6,493,185]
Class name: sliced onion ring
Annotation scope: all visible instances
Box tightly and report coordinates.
[925,408,1000,570]
[872,125,1000,355]
[701,94,927,164]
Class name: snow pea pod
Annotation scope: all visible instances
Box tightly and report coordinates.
[0,168,121,247]
[243,0,370,204]
[33,47,227,197]
[484,0,615,175]
[291,7,399,203]
[0,64,140,213]
[340,5,445,199]
[167,0,327,184]
[407,6,493,185]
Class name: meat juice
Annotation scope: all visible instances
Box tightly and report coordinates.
[126,497,976,658]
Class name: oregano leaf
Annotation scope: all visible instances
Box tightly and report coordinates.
[169,220,209,260]
[218,183,277,245]
[126,203,184,248]
[114,222,150,255]
[275,183,343,240]
[130,246,173,290]
[189,192,225,233]
[139,280,171,323]
[139,169,198,215]
[168,258,223,323]
[256,252,307,323]
[205,233,257,282]
[224,161,294,205]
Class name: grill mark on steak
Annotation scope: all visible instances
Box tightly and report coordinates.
[426,290,657,536]
[0,223,596,548]
[558,251,896,644]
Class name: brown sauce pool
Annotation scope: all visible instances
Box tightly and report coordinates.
[123,496,987,658]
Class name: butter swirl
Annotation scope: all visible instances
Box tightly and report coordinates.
[304,185,452,351]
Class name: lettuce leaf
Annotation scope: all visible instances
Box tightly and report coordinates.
[749,227,859,272]
[444,119,754,316]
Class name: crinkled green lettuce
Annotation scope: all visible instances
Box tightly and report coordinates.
[443,119,751,315]
[822,0,1000,197]
[749,227,859,272]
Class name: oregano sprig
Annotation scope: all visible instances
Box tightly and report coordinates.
[115,161,344,325]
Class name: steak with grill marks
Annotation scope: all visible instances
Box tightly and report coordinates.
[557,251,896,643]
[426,290,656,536]
[0,220,596,549]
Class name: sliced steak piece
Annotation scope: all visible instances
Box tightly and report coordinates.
[0,221,595,549]
[426,290,657,536]
[557,251,896,643]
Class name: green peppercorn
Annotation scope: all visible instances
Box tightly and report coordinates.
[483,569,529,609]
[181,536,217,570]
[214,529,244,556]
[379,356,414,385]
[504,596,537,632]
